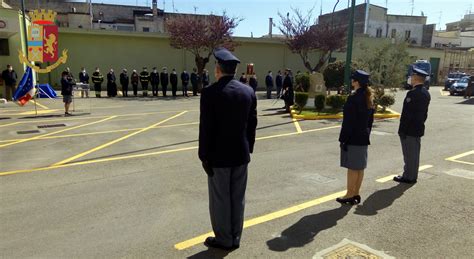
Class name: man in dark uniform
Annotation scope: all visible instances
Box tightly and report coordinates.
[275,70,283,98]
[181,70,190,97]
[394,67,431,184]
[140,67,150,97]
[150,67,160,97]
[131,70,139,97]
[464,75,473,99]
[106,69,117,97]
[161,67,169,97]
[91,67,104,98]
[202,69,210,88]
[199,47,258,250]
[191,68,199,96]
[282,69,294,112]
[120,69,129,97]
[265,71,274,99]
[1,65,18,101]
[239,73,247,84]
[79,67,90,98]
[170,68,178,97]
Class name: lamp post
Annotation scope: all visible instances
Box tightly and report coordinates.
[344,0,356,93]
[20,0,28,59]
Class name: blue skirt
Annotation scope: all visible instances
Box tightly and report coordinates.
[340,145,368,170]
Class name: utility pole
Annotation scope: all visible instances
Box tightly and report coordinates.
[411,0,414,16]
[20,0,29,59]
[344,0,356,93]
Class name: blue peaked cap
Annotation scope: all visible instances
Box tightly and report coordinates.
[213,47,240,65]
[412,66,429,77]
[351,69,370,84]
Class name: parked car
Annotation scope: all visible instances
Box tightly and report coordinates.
[449,76,470,96]
[445,72,467,90]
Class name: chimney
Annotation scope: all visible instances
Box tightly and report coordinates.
[269,17,273,38]
[152,0,158,17]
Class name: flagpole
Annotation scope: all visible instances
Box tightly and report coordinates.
[21,0,38,116]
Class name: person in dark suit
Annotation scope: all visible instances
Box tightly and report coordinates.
[275,70,283,98]
[150,67,160,97]
[140,67,150,97]
[249,74,258,92]
[265,71,274,99]
[239,73,247,84]
[131,70,139,97]
[78,67,90,98]
[202,69,210,88]
[161,67,169,97]
[337,70,375,205]
[107,69,117,97]
[91,67,104,98]
[61,71,74,116]
[191,68,199,96]
[170,68,178,97]
[394,67,431,184]
[120,69,129,97]
[282,69,294,112]
[199,47,258,251]
[181,70,190,97]
[1,64,18,101]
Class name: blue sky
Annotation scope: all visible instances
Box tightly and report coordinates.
[90,0,472,36]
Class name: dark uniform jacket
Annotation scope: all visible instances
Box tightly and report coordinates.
[61,77,73,96]
[79,72,89,83]
[199,76,258,168]
[191,72,199,85]
[249,77,258,91]
[202,73,209,86]
[339,87,375,146]
[181,72,190,84]
[120,73,129,86]
[92,72,104,84]
[140,71,150,84]
[398,84,431,137]
[265,75,273,88]
[170,73,178,86]
[283,75,294,105]
[107,72,116,84]
[239,76,247,84]
[1,69,18,86]
[131,72,139,85]
[160,72,169,87]
[276,74,283,88]
[150,72,160,85]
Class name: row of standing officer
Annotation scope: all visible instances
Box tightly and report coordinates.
[79,67,210,98]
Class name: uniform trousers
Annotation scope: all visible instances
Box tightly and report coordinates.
[182,83,189,96]
[400,136,421,181]
[5,84,16,101]
[132,83,138,96]
[152,83,159,96]
[141,82,148,96]
[208,164,248,247]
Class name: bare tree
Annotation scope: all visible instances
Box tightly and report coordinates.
[279,8,346,72]
[166,13,242,90]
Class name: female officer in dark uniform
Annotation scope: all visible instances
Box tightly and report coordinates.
[337,70,374,205]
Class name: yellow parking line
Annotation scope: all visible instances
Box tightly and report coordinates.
[0,125,341,177]
[31,100,49,109]
[445,150,474,161]
[0,122,21,128]
[52,111,188,166]
[292,118,303,133]
[376,164,434,183]
[0,116,117,148]
[174,190,347,250]
[0,122,200,143]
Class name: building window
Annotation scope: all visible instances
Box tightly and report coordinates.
[376,28,383,38]
[143,27,150,32]
[405,30,411,40]
[0,38,9,56]
[391,29,397,38]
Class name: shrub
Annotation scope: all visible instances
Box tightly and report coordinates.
[294,92,309,114]
[314,94,326,113]
[326,95,347,111]
[323,60,360,91]
[378,94,396,112]
[295,73,311,92]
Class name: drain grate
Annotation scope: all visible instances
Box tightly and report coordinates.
[17,130,41,135]
[37,123,66,129]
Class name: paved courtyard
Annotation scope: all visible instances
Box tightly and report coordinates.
[0,87,473,258]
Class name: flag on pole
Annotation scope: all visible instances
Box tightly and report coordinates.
[13,66,36,106]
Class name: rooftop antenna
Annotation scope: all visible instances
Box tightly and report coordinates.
[385,0,388,8]
[411,0,414,16]
[172,0,176,12]
[193,6,198,14]
[320,0,323,15]
[163,0,166,12]
[438,11,442,30]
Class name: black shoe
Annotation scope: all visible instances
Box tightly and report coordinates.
[336,196,359,205]
[393,175,417,184]
[204,237,234,251]
[65,112,72,116]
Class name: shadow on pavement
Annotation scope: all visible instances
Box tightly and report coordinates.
[19,112,91,119]
[456,98,473,105]
[187,247,232,259]
[354,184,414,216]
[257,121,295,130]
[266,205,351,252]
